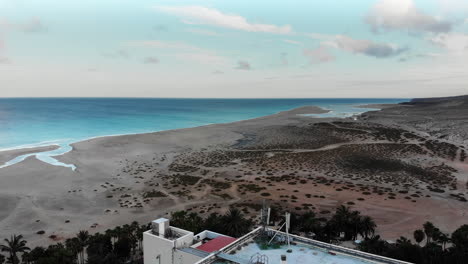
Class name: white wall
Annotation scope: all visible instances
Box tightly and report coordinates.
[174,250,204,264]
[144,228,198,264]
[143,231,175,264]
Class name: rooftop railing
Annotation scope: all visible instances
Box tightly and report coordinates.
[192,227,413,264]
[268,229,413,264]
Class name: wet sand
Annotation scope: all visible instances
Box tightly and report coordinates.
[0,145,60,166]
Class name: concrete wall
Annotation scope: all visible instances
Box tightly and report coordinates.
[194,230,228,241]
[144,228,198,264]
[171,226,194,249]
[174,249,204,264]
[143,231,175,264]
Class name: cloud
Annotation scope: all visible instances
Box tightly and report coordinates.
[283,39,302,45]
[366,0,452,33]
[309,34,408,58]
[154,6,292,34]
[153,25,168,31]
[129,40,229,66]
[303,46,335,63]
[143,56,159,64]
[212,70,224,74]
[102,49,129,59]
[0,18,47,33]
[0,56,11,64]
[186,28,221,36]
[174,52,228,65]
[335,35,408,58]
[435,0,468,14]
[429,33,468,53]
[235,60,251,70]
[280,52,288,65]
[129,40,204,52]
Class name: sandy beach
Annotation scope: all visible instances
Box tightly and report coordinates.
[1,101,467,247]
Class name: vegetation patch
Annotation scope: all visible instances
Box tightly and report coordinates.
[201,179,232,189]
[170,174,201,186]
[238,183,266,193]
[143,190,167,198]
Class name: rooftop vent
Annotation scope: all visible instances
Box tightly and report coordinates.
[151,218,170,236]
[249,253,268,264]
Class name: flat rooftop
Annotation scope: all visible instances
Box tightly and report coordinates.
[198,228,412,264]
[216,241,378,264]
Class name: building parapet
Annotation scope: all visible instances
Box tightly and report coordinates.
[268,229,413,264]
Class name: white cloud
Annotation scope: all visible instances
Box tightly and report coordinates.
[174,52,228,66]
[143,56,159,64]
[129,40,203,51]
[283,39,302,45]
[280,52,288,65]
[235,60,251,70]
[0,56,11,64]
[435,0,468,13]
[429,33,468,53]
[0,17,46,33]
[335,35,408,58]
[186,28,221,36]
[102,49,129,59]
[129,40,229,66]
[303,47,335,63]
[309,34,408,58]
[155,6,292,34]
[366,0,452,33]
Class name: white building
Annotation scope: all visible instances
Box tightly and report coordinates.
[143,218,413,264]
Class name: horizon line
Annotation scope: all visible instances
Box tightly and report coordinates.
[0,96,414,99]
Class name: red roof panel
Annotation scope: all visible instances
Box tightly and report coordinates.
[196,236,237,253]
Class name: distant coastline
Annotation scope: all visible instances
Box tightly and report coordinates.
[0,98,406,169]
[2,95,468,248]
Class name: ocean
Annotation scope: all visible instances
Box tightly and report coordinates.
[0,98,406,169]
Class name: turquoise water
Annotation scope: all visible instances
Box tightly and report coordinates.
[0,98,406,169]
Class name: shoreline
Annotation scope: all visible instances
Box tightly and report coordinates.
[1,104,336,246]
[354,103,398,109]
[0,145,60,166]
[1,96,467,248]
[0,102,401,166]
[0,105,332,169]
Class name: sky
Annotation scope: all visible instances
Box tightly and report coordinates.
[0,0,467,98]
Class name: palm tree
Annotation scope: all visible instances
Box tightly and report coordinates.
[434,231,450,250]
[423,222,436,245]
[221,208,252,237]
[299,211,321,235]
[0,253,5,264]
[0,235,30,264]
[451,224,468,250]
[332,205,353,239]
[65,237,81,263]
[22,247,45,264]
[359,216,376,239]
[76,230,89,264]
[413,229,425,245]
[105,229,116,244]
